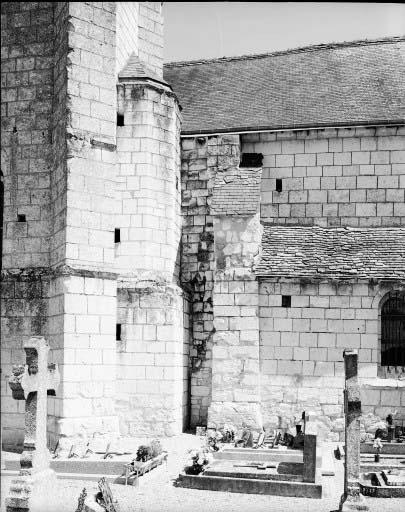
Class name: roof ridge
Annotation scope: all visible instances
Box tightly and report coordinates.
[164,36,405,68]
[262,225,405,231]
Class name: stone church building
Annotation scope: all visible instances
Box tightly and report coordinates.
[1,2,404,449]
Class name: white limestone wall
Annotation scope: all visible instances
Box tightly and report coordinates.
[115,83,182,281]
[259,278,405,441]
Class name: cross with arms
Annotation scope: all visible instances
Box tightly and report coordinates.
[6,337,60,512]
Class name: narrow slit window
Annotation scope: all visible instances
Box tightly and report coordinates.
[116,324,122,341]
[282,295,291,308]
[117,113,124,126]
[114,228,121,243]
[276,179,283,192]
[17,214,26,222]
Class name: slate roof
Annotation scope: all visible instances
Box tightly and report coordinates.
[119,52,170,87]
[256,226,405,279]
[211,168,262,216]
[163,38,405,135]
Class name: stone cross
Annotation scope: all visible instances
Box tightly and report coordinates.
[6,336,60,512]
[339,349,368,512]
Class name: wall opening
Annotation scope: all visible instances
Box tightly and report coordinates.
[116,323,122,341]
[276,179,283,192]
[17,214,26,222]
[114,228,121,243]
[282,295,291,308]
[381,292,405,367]
[117,113,124,126]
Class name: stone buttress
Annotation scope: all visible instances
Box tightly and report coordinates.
[114,51,189,436]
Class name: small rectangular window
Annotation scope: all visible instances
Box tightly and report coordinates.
[114,228,121,243]
[116,324,122,341]
[276,179,283,192]
[282,295,291,308]
[17,214,26,222]
[117,113,124,126]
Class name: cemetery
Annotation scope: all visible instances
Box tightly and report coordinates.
[2,340,404,510]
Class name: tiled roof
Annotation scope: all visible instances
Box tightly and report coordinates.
[211,168,262,216]
[256,226,405,279]
[163,38,405,134]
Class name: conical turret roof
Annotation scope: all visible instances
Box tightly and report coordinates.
[118,52,170,88]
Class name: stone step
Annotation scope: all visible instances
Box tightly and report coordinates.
[177,473,322,498]
[204,468,302,481]
[360,463,405,472]
[360,473,405,498]
[213,447,322,466]
[361,453,405,460]
[360,443,405,455]
[1,469,122,484]
[5,457,131,475]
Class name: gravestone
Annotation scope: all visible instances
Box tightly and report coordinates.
[303,433,317,483]
[339,349,369,511]
[6,337,60,512]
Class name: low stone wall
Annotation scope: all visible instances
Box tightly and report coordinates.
[361,379,405,436]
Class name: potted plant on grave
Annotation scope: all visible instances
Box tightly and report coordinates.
[206,430,223,451]
[373,437,383,463]
[184,449,213,475]
[221,424,236,443]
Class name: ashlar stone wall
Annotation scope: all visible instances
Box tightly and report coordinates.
[181,135,242,427]
[116,284,190,436]
[259,278,405,440]
[208,213,263,429]
[1,1,55,449]
[242,126,405,227]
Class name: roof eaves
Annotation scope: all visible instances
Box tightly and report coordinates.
[180,120,405,137]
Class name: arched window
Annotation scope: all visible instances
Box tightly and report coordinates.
[381,292,405,367]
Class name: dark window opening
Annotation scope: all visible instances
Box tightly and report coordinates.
[117,113,124,126]
[114,228,121,243]
[17,214,26,222]
[282,295,291,308]
[240,153,263,168]
[276,179,283,192]
[381,293,405,367]
[116,324,122,341]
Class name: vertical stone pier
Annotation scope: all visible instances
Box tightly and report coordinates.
[114,47,186,436]
[207,146,264,429]
[340,349,368,511]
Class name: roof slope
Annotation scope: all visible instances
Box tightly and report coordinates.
[211,168,262,216]
[119,52,169,86]
[256,226,405,280]
[163,38,405,134]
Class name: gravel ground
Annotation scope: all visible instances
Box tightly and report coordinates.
[2,434,404,512]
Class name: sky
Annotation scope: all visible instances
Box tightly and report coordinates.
[163,2,405,62]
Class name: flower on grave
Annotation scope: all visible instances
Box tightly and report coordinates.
[373,437,383,452]
[185,448,211,475]
[220,424,236,442]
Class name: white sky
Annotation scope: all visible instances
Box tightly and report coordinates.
[163,2,405,62]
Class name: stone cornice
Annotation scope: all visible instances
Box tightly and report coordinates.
[1,265,118,281]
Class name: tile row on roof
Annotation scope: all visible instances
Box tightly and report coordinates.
[256,225,405,280]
